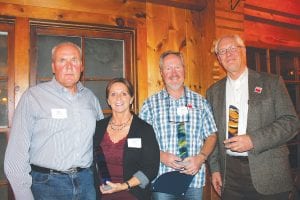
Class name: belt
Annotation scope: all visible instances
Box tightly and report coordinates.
[31,164,85,174]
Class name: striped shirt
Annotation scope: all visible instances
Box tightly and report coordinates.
[4,77,103,200]
[139,87,217,188]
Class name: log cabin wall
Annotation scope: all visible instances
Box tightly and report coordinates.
[145,1,216,99]
[0,0,299,200]
[0,1,218,199]
[245,0,300,52]
[0,0,217,110]
[213,0,245,81]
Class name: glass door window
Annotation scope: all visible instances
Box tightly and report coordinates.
[30,22,136,115]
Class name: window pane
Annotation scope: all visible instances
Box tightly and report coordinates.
[246,47,267,72]
[0,133,6,180]
[37,35,81,81]
[0,32,8,76]
[288,135,300,168]
[259,50,267,72]
[0,81,8,127]
[287,84,297,108]
[84,38,124,78]
[246,47,256,71]
[85,81,109,109]
[0,133,8,199]
[0,186,8,200]
[279,52,295,81]
[270,51,277,75]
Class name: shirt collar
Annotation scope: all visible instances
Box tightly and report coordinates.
[227,68,248,88]
[162,86,191,100]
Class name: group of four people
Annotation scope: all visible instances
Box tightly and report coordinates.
[4,34,299,200]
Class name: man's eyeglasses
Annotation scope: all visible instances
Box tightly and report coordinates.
[217,46,243,56]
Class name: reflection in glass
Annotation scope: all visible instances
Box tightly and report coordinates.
[84,38,124,78]
[37,35,81,82]
[0,32,8,76]
[0,81,8,127]
[85,81,109,109]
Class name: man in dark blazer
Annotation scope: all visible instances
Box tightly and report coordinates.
[207,34,299,200]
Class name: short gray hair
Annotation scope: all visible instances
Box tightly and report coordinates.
[214,35,245,55]
[159,50,185,69]
[51,42,82,61]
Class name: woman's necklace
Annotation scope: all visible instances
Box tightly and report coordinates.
[109,115,133,131]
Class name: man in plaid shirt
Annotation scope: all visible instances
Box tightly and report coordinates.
[139,51,217,200]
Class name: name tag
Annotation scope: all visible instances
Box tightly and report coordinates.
[177,106,188,116]
[127,138,142,148]
[51,109,67,119]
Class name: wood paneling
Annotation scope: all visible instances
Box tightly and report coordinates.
[14,17,30,105]
[213,0,245,82]
[0,0,216,111]
[245,20,300,52]
[145,3,186,98]
[245,0,300,16]
[0,0,146,18]
[245,0,300,52]
[133,0,207,11]
[0,2,142,27]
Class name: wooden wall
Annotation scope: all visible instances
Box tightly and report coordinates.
[1,1,299,200]
[145,2,216,98]
[0,1,219,199]
[245,0,300,52]
[0,0,216,110]
[213,0,245,81]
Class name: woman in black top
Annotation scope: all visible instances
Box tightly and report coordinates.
[94,78,160,200]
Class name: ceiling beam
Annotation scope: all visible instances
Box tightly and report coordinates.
[132,0,207,11]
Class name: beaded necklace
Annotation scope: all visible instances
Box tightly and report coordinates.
[109,115,133,131]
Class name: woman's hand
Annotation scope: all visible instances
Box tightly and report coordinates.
[100,181,127,194]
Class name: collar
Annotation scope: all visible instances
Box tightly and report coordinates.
[227,68,248,88]
[162,86,191,99]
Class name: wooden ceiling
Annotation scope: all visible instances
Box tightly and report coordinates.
[132,0,207,11]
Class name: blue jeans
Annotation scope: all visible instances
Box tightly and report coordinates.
[31,168,96,200]
[152,187,203,200]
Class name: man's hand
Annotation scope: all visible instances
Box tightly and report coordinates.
[160,151,183,170]
[224,135,253,152]
[179,154,206,175]
[212,172,222,196]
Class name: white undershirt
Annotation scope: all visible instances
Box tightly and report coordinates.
[226,68,249,156]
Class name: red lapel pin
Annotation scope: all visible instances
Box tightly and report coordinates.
[254,87,262,94]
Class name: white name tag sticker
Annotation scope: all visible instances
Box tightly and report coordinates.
[51,109,67,119]
[177,106,188,116]
[127,138,142,148]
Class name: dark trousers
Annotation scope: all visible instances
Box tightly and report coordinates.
[222,155,290,200]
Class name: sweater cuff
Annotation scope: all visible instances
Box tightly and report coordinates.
[133,171,149,189]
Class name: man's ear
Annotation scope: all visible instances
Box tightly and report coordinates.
[81,64,84,73]
[51,62,55,74]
